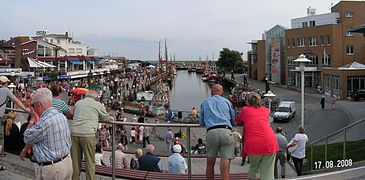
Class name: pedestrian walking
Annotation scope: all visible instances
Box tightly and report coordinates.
[320,96,325,109]
[165,127,174,152]
[331,95,336,109]
[143,125,151,148]
[274,127,288,179]
[200,84,235,180]
[286,127,308,176]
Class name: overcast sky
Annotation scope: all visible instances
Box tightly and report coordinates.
[1,0,339,60]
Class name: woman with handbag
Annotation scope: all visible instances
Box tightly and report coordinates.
[286,127,308,176]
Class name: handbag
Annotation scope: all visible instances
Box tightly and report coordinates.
[287,138,298,153]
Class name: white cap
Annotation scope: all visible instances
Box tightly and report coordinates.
[172,144,182,153]
[0,76,10,83]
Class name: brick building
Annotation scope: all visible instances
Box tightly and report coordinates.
[285,0,365,99]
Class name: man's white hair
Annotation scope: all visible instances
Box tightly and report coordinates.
[86,90,99,99]
[32,88,53,105]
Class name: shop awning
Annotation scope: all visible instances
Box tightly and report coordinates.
[69,60,83,65]
[27,57,56,68]
[86,60,94,64]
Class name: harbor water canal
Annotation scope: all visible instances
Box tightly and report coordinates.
[169,70,231,112]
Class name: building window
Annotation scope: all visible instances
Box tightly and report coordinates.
[76,48,82,54]
[327,35,331,45]
[302,22,307,28]
[57,39,60,43]
[320,36,324,46]
[346,46,354,55]
[345,12,353,17]
[68,48,75,54]
[346,29,354,37]
[292,38,296,47]
[309,21,315,27]
[322,53,331,67]
[252,56,257,64]
[287,39,291,48]
[298,37,305,47]
[50,39,53,43]
[309,36,317,46]
[305,53,318,65]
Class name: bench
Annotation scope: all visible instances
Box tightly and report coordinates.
[82,162,249,180]
[103,147,207,158]
[145,172,249,180]
[81,162,148,179]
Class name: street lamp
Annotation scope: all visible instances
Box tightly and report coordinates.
[8,83,16,109]
[293,54,311,128]
[264,91,276,122]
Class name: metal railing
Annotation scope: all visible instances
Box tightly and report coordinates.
[308,117,365,171]
[107,121,201,180]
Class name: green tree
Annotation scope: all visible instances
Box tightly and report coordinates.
[217,48,245,73]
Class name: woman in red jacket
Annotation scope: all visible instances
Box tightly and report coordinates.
[236,92,278,180]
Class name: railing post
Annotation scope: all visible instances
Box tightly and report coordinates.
[187,126,192,180]
[311,145,313,171]
[112,122,116,180]
[343,129,346,160]
[325,138,328,162]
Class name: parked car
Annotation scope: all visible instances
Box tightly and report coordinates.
[273,100,296,122]
[351,89,365,101]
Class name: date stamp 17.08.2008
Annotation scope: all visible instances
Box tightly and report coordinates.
[314,159,353,170]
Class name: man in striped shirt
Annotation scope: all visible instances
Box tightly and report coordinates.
[23,88,72,180]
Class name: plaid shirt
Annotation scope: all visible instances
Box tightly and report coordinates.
[24,107,71,163]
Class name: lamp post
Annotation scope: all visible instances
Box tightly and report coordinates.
[264,91,276,122]
[293,54,311,128]
[8,83,17,109]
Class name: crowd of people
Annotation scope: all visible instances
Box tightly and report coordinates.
[200,84,309,180]
[0,71,311,180]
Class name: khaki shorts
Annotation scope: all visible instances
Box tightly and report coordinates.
[206,128,235,160]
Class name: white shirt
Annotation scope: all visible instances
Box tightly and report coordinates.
[131,129,136,137]
[139,126,144,141]
[95,153,103,166]
[291,133,308,159]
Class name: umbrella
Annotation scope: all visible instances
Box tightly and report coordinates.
[87,84,102,90]
[72,88,89,95]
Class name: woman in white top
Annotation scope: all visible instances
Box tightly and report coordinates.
[95,143,106,166]
[287,127,308,176]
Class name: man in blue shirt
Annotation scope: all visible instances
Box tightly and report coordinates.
[200,84,235,180]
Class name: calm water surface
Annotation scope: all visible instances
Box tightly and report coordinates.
[169,70,211,111]
[169,70,231,111]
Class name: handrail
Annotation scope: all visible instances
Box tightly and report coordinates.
[106,121,201,180]
[309,116,365,171]
[5,108,30,114]
[310,116,365,145]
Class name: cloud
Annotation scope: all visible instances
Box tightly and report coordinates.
[0,0,339,60]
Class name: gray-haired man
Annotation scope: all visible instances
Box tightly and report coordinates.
[71,90,111,180]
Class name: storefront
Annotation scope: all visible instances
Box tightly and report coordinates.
[322,62,365,100]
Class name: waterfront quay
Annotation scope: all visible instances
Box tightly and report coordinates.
[1,66,365,179]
